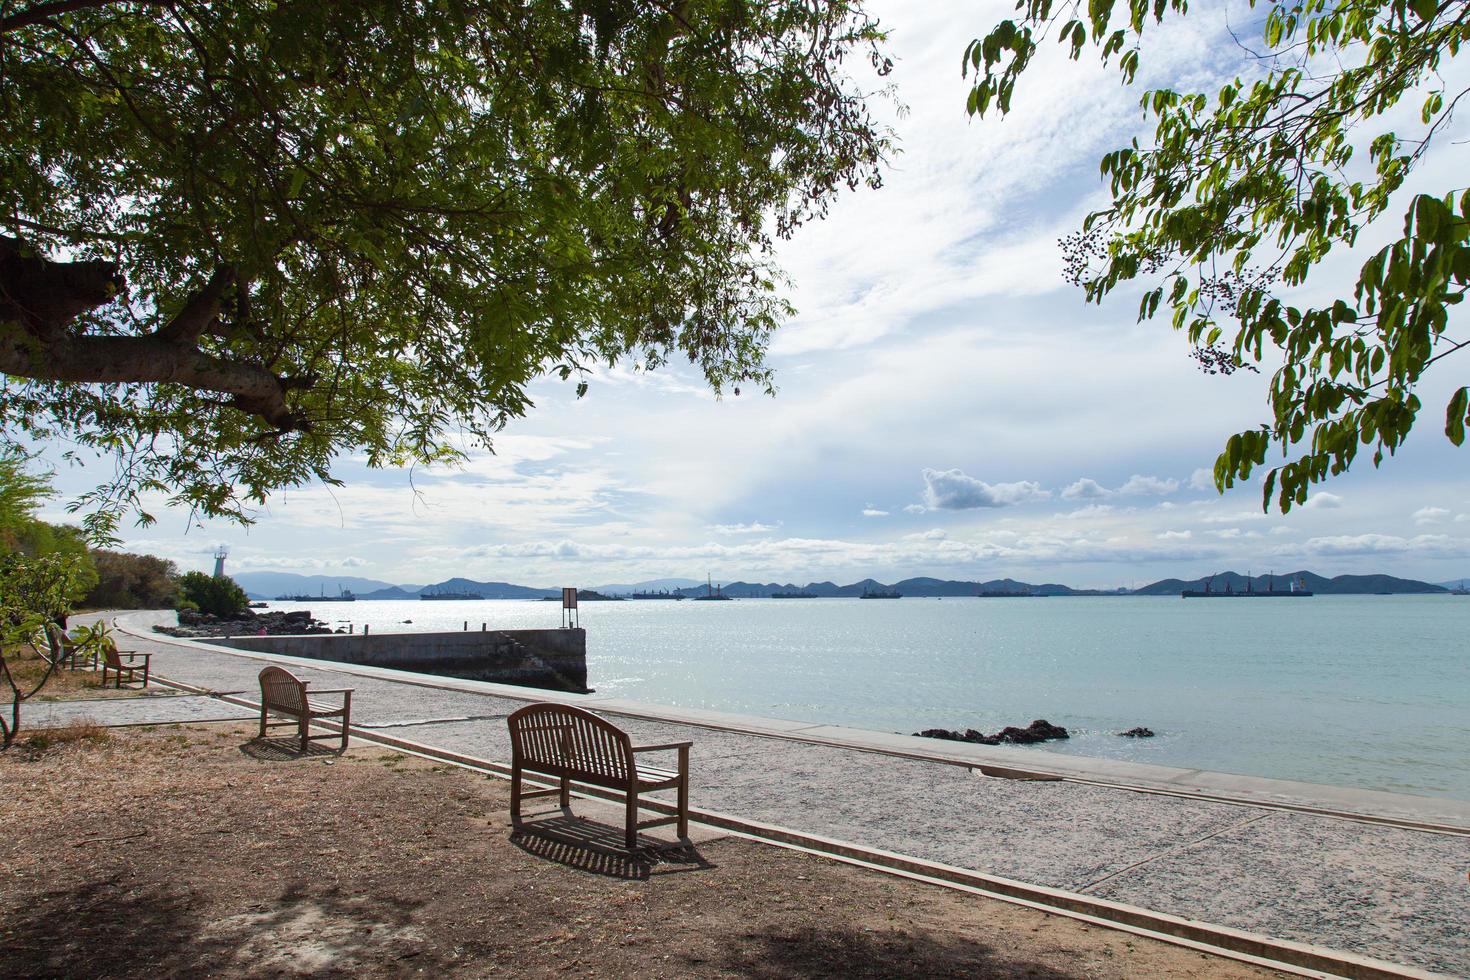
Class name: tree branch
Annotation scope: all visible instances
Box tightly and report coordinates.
[0,238,308,432]
[0,0,168,35]
[0,235,125,339]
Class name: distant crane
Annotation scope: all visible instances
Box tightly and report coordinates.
[212,545,228,579]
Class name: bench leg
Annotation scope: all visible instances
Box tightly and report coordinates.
[559,774,570,810]
[297,717,309,753]
[258,706,267,739]
[510,767,522,828]
[625,790,639,852]
[678,745,690,839]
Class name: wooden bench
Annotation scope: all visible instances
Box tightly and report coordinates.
[508,703,691,852]
[99,645,151,688]
[257,666,352,752]
[46,625,95,671]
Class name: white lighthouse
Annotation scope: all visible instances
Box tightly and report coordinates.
[212,545,228,579]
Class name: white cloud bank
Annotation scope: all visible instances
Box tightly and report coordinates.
[1061,474,1180,499]
[919,468,1048,510]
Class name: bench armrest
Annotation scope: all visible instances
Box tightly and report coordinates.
[631,741,693,752]
[308,688,354,696]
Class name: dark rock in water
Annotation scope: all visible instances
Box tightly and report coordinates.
[1118,726,1155,738]
[914,720,1065,746]
[282,610,313,622]
[997,725,1045,744]
[913,728,966,741]
[1026,719,1069,740]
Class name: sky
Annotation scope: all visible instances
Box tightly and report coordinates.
[40,2,1470,589]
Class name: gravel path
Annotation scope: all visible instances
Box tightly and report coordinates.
[94,611,1470,976]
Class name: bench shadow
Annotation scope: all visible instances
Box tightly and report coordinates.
[238,735,344,761]
[718,923,1081,979]
[511,812,713,881]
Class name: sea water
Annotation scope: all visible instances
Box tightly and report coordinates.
[264,595,1470,800]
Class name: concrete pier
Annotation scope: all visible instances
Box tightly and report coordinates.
[212,627,587,693]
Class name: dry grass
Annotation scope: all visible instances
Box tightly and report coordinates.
[0,724,1289,980]
[15,719,111,753]
[2,644,166,702]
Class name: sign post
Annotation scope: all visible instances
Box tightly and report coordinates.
[561,587,579,629]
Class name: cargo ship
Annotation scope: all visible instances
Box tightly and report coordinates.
[1182,574,1311,598]
[693,575,732,601]
[771,591,817,599]
[420,587,485,600]
[274,586,356,602]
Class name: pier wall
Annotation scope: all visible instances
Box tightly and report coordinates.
[210,628,588,693]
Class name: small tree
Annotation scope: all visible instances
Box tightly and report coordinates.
[177,571,248,618]
[0,551,91,747]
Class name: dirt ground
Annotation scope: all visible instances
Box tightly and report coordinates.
[0,723,1289,979]
[3,644,169,702]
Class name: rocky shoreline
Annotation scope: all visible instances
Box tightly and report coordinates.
[914,719,1070,746]
[153,609,335,638]
[914,720,1158,745]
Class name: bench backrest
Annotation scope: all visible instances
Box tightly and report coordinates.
[259,666,307,714]
[508,703,633,789]
[100,642,123,668]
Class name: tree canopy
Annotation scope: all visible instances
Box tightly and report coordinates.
[967,0,1470,511]
[1,0,892,533]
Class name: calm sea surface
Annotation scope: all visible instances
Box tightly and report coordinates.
[265,595,1470,800]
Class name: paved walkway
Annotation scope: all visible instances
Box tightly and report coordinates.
[28,694,255,728]
[98,612,1470,976]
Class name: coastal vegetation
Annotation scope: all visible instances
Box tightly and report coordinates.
[0,1,892,533]
[968,1,1470,510]
[176,571,249,619]
[82,550,180,610]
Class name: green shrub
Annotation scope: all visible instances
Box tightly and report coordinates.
[177,571,248,617]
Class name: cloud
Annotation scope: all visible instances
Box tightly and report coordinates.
[1211,528,1261,540]
[920,468,1048,510]
[1061,474,1179,500]
[1200,510,1270,524]
[1413,506,1450,526]
[1189,468,1217,491]
[1061,478,1112,500]
[1296,533,1469,557]
[903,504,927,514]
[1119,474,1180,496]
[707,522,778,535]
[1156,530,1192,541]
[1058,504,1115,519]
[1301,492,1344,510]
[862,506,890,518]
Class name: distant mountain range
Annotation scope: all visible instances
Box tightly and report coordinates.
[1131,570,1447,596]
[234,569,1451,600]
